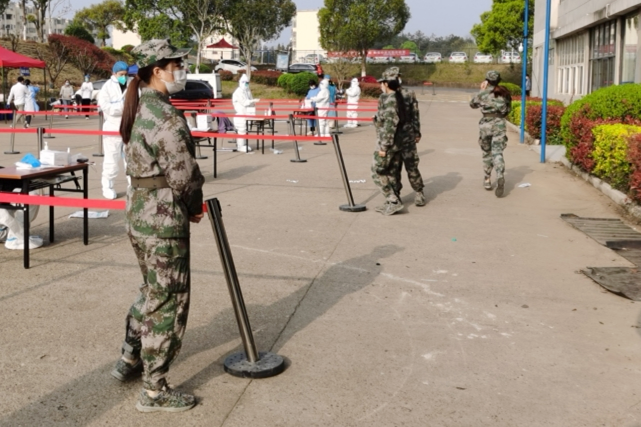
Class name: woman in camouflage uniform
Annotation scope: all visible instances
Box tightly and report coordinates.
[112,39,205,413]
[469,70,512,198]
[372,70,408,216]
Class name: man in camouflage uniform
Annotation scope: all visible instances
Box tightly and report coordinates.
[384,67,426,207]
[372,69,404,216]
[469,70,511,197]
[111,39,204,413]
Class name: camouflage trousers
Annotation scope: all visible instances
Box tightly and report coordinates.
[478,118,507,179]
[393,141,424,195]
[123,234,191,391]
[371,149,402,202]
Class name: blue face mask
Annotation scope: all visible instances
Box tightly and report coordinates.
[117,76,127,85]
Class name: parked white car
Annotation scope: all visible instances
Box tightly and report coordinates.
[448,52,468,63]
[423,52,442,63]
[397,53,418,63]
[500,51,521,64]
[214,59,257,74]
[473,52,493,63]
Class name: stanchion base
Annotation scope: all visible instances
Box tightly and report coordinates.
[4,151,20,155]
[339,204,367,212]
[224,351,285,379]
[313,142,327,146]
[92,154,104,157]
[44,135,56,138]
[290,158,307,163]
[330,131,344,135]
[195,156,208,159]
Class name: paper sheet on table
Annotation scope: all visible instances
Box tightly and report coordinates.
[69,210,109,219]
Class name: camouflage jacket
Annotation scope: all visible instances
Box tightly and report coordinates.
[374,93,400,152]
[125,88,205,238]
[469,85,512,118]
[400,87,421,139]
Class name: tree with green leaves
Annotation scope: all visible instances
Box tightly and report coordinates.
[74,0,125,47]
[471,0,534,55]
[319,0,410,76]
[224,0,296,78]
[65,21,95,44]
[123,0,227,71]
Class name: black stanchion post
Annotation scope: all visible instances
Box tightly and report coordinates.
[93,111,104,157]
[313,106,326,146]
[205,197,286,378]
[45,108,56,139]
[331,134,366,212]
[5,113,19,154]
[289,114,306,163]
[37,126,44,152]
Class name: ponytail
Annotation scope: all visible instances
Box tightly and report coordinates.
[488,79,511,100]
[120,58,173,144]
[387,79,408,124]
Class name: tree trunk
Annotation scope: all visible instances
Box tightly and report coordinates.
[361,57,366,77]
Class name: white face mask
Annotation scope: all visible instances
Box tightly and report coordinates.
[161,69,187,94]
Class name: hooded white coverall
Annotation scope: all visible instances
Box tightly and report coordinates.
[97,75,126,199]
[345,78,361,127]
[310,80,330,137]
[232,75,259,152]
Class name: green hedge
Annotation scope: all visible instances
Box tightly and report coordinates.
[499,82,521,96]
[278,72,318,96]
[189,63,212,74]
[591,124,641,191]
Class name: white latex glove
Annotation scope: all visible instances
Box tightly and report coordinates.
[253,98,260,103]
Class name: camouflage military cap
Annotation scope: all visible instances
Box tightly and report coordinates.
[486,70,501,82]
[377,67,401,82]
[132,39,189,68]
[385,67,402,79]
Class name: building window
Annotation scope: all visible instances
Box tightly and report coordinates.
[557,32,586,95]
[621,14,639,84]
[590,20,616,91]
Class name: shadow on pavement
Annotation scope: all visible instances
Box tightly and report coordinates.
[423,171,463,203]
[504,165,532,197]
[0,245,403,425]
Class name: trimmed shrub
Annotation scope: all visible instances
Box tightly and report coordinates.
[628,134,641,203]
[360,83,382,98]
[277,73,295,91]
[218,70,234,81]
[251,70,282,86]
[500,82,521,96]
[525,104,566,145]
[508,101,521,126]
[189,63,213,74]
[590,124,641,191]
[277,72,317,96]
[561,84,641,148]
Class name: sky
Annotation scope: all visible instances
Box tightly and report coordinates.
[65,0,493,45]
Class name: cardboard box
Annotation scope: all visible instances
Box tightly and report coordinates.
[40,150,69,166]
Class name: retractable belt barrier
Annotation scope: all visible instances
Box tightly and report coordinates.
[205,197,286,378]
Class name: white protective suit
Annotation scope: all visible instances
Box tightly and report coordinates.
[232,74,260,152]
[344,78,361,128]
[310,79,330,137]
[0,190,42,250]
[97,75,126,199]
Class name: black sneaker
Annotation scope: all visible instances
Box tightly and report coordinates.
[136,385,196,413]
[111,358,143,382]
[495,177,505,198]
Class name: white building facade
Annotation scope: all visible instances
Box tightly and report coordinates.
[533,0,641,103]
[0,2,72,41]
[292,9,326,62]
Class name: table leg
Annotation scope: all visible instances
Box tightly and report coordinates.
[214,137,218,178]
[83,166,88,245]
[49,185,54,242]
[23,203,29,269]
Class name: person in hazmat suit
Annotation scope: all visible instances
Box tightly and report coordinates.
[232,74,260,152]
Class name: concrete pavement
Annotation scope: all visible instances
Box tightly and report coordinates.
[1,92,641,426]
